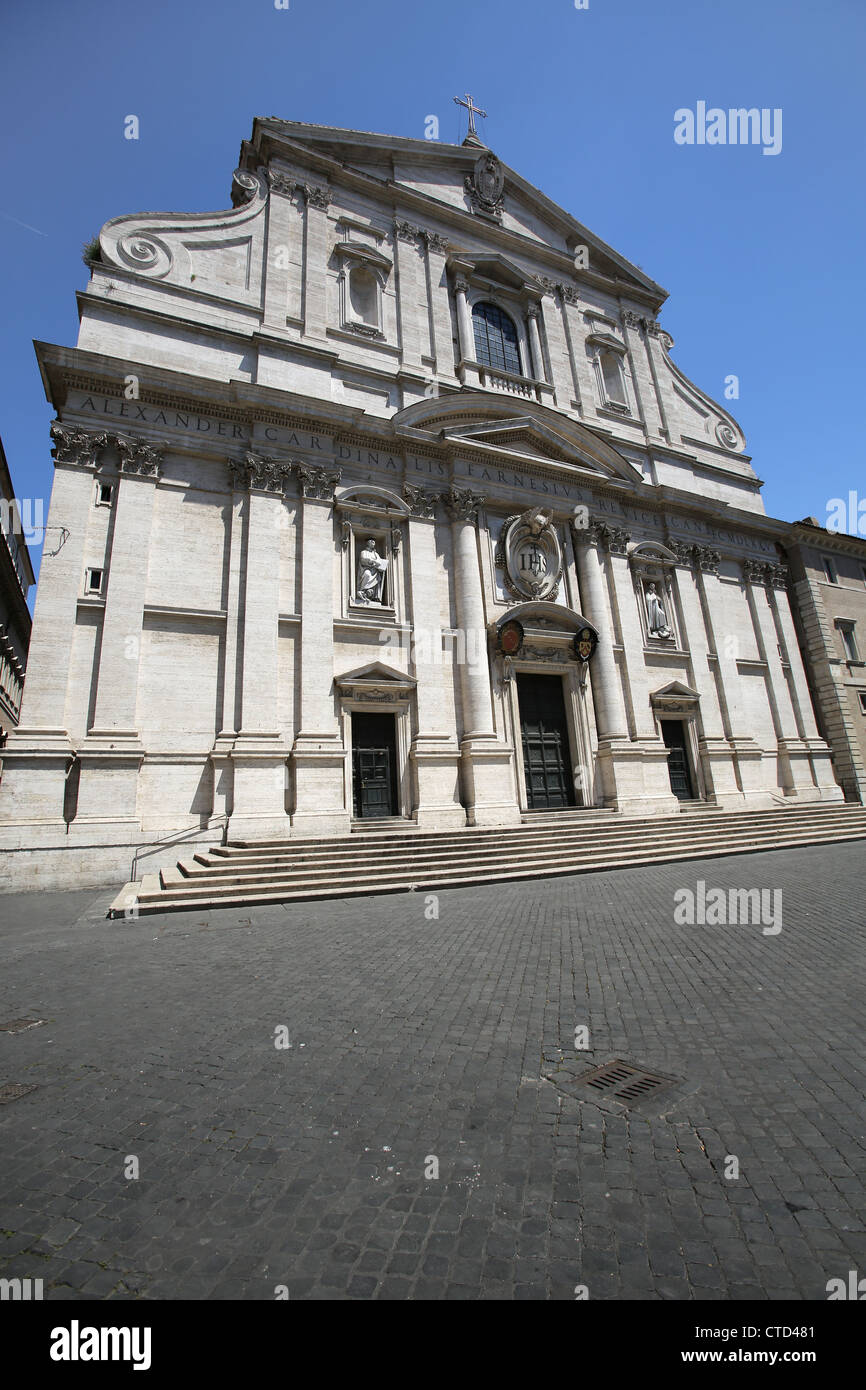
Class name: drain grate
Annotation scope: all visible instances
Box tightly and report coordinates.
[573,1059,678,1107]
[0,1019,44,1034]
[0,1083,39,1104]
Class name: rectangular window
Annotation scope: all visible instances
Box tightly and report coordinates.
[600,351,628,407]
[95,482,113,507]
[823,556,838,584]
[84,568,104,596]
[837,621,859,662]
[859,691,866,714]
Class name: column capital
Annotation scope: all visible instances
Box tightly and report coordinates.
[301,183,330,210]
[116,434,165,478]
[443,485,485,521]
[394,219,421,244]
[582,520,630,554]
[423,229,450,255]
[50,422,110,469]
[403,483,438,518]
[295,463,342,501]
[228,452,293,494]
[694,544,721,574]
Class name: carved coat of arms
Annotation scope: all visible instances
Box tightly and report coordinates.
[465,152,505,219]
[496,507,562,601]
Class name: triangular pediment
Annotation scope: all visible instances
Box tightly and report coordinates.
[393,395,644,485]
[334,661,416,691]
[249,119,666,302]
[440,417,582,465]
[650,681,701,707]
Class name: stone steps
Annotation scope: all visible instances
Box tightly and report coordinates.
[216,806,856,856]
[107,804,866,917]
[184,807,862,875]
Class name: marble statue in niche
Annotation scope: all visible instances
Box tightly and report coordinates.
[645,581,674,639]
[356,537,389,605]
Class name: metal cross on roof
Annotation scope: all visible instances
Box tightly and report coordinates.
[453,93,488,139]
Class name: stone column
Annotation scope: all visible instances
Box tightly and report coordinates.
[697,552,764,803]
[453,275,474,366]
[404,485,463,828]
[394,222,424,372]
[668,542,739,801]
[262,170,297,332]
[539,287,577,408]
[444,485,518,826]
[223,455,293,838]
[598,526,678,812]
[526,303,546,382]
[424,233,456,379]
[300,182,331,343]
[572,524,629,743]
[744,559,800,798]
[211,466,246,823]
[291,464,350,836]
[74,435,165,830]
[767,564,843,799]
[0,424,104,828]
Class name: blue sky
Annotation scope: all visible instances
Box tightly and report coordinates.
[2,0,864,592]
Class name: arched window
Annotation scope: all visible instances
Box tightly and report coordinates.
[472,301,522,376]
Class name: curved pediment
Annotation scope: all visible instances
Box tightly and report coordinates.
[392,395,643,484]
[496,603,598,638]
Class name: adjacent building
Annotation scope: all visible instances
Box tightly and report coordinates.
[0,437,34,750]
[785,519,866,803]
[0,118,846,889]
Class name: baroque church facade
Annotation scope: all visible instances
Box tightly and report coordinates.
[0,117,843,888]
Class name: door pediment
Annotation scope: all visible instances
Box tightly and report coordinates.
[335,661,416,699]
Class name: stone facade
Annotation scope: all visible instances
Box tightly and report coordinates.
[0,437,34,747]
[0,119,845,889]
[785,520,866,803]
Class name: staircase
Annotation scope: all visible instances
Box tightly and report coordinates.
[108,803,866,918]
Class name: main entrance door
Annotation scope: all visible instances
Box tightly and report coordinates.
[661,719,694,800]
[351,712,399,819]
[517,673,575,810]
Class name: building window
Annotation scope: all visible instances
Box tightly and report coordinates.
[472,301,522,376]
[600,349,629,408]
[823,555,838,584]
[95,482,113,507]
[837,621,859,662]
[84,567,104,596]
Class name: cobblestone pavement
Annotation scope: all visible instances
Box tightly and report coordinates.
[0,842,864,1301]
